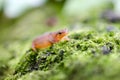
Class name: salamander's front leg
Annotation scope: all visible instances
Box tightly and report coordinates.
[62,36,70,41]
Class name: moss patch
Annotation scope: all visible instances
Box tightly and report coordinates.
[5,30,120,80]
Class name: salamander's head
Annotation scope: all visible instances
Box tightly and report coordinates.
[55,28,68,41]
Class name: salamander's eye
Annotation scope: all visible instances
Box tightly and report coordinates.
[58,32,62,35]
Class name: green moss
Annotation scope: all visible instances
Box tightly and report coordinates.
[13,50,38,75]
[5,30,120,80]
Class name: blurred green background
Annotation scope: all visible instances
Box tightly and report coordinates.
[0,0,120,80]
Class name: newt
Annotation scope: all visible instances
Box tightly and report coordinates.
[32,29,69,51]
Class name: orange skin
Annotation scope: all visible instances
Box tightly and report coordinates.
[32,29,69,51]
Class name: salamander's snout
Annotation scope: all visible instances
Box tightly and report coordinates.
[55,28,69,40]
[61,28,68,34]
[64,28,68,34]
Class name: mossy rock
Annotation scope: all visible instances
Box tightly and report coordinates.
[6,30,120,80]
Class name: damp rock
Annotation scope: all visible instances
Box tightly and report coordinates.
[101,45,111,54]
[101,10,120,23]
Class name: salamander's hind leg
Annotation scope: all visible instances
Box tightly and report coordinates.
[32,44,37,52]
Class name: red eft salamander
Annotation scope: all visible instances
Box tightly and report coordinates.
[32,29,69,51]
